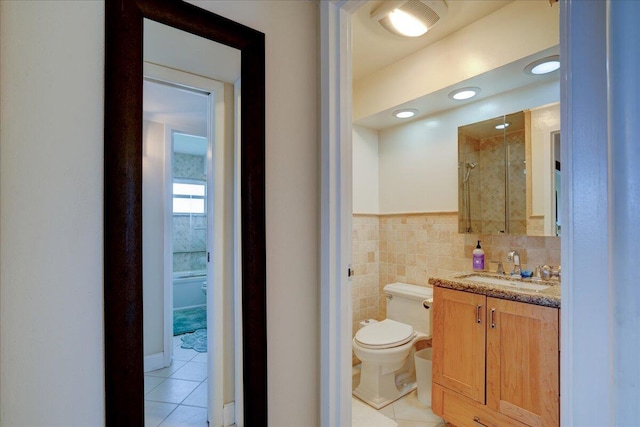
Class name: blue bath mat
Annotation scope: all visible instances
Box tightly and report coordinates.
[173,307,206,335]
[180,329,207,353]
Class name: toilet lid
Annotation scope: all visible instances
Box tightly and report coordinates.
[355,319,414,348]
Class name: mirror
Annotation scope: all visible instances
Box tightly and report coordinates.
[104,1,266,424]
[458,102,560,236]
[142,18,239,426]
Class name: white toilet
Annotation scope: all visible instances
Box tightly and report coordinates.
[353,282,433,409]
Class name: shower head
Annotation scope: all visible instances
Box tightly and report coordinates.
[463,161,477,183]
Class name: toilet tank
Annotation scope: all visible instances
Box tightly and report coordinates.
[384,282,433,336]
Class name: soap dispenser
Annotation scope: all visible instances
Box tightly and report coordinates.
[473,240,485,271]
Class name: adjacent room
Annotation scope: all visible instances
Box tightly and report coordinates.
[349,2,560,426]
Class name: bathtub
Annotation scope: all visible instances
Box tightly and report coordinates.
[173,272,207,309]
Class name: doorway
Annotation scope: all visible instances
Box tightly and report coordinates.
[142,63,230,426]
[321,1,566,426]
[170,131,209,345]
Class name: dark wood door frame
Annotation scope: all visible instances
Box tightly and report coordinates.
[104,0,266,424]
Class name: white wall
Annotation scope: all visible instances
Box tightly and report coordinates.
[0,1,319,426]
[352,125,379,214]
[377,81,559,214]
[0,2,105,424]
[530,103,561,234]
[188,3,320,423]
[144,19,241,85]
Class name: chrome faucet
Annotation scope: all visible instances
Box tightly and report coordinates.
[540,265,562,282]
[506,250,522,276]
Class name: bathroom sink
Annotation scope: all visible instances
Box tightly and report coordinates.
[461,274,550,291]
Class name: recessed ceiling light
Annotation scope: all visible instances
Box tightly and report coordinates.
[372,1,448,38]
[525,55,560,75]
[495,122,511,130]
[393,109,418,119]
[448,87,480,101]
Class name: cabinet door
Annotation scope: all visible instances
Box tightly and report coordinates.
[433,287,487,403]
[486,297,559,427]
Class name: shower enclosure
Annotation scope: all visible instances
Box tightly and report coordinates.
[458,111,526,235]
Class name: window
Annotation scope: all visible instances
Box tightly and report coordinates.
[173,181,206,214]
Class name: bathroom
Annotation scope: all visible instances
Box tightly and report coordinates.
[171,132,209,337]
[143,72,212,366]
[349,1,560,425]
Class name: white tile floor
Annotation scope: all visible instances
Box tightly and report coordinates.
[373,390,445,427]
[144,335,208,427]
[147,336,441,427]
[353,364,445,427]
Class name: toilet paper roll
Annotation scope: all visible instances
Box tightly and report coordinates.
[359,319,378,329]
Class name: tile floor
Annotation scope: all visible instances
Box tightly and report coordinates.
[353,363,445,427]
[146,337,442,427]
[144,335,209,427]
[372,390,445,427]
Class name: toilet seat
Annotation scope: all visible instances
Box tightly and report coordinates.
[355,319,415,349]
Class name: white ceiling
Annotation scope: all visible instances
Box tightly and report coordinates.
[352,0,560,130]
[143,80,208,141]
[353,45,559,130]
[352,0,514,81]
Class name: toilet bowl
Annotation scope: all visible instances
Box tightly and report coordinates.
[352,319,428,408]
[352,283,433,409]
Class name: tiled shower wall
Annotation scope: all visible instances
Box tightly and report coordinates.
[173,153,207,275]
[458,129,527,235]
[352,212,560,364]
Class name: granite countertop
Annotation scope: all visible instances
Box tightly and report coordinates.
[428,272,561,308]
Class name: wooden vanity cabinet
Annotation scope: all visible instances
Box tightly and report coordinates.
[432,287,559,427]
[432,287,486,403]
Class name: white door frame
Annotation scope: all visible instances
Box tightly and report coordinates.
[320,1,620,425]
[144,62,228,427]
[232,77,244,427]
[206,70,229,427]
[319,2,364,426]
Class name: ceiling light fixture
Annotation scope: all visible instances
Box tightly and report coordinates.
[495,122,511,130]
[387,9,428,37]
[372,1,448,38]
[393,108,418,119]
[448,87,480,101]
[525,55,560,75]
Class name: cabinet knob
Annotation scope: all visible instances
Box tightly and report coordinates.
[476,305,482,324]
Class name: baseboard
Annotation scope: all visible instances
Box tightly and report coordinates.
[144,352,166,373]
[223,401,235,426]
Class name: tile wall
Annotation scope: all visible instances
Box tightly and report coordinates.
[457,129,527,235]
[173,214,207,273]
[352,212,560,365]
[174,152,206,181]
[352,215,380,335]
[173,153,207,275]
